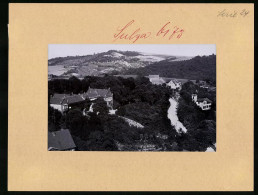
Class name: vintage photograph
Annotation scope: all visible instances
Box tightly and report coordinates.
[48,44,216,152]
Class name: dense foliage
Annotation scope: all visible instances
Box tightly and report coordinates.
[176,81,216,151]
[48,76,216,151]
[122,55,216,83]
[48,76,180,151]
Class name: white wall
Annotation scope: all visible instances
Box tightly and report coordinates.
[50,104,62,112]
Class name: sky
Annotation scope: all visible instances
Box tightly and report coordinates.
[48,44,216,59]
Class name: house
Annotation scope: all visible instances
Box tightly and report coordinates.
[167,79,181,89]
[192,94,212,110]
[148,75,166,85]
[82,87,113,108]
[50,87,114,113]
[48,129,76,151]
[50,93,85,113]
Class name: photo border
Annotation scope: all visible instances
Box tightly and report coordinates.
[1,0,256,194]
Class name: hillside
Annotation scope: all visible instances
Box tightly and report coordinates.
[48,50,189,78]
[122,55,216,82]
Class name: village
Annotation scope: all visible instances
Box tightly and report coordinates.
[48,74,215,151]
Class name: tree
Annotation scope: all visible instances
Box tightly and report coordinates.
[92,98,109,115]
[48,107,62,131]
[66,109,84,136]
[69,76,82,93]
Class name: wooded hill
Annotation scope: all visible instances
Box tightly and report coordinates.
[121,55,216,82]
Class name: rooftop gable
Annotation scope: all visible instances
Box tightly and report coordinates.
[50,93,85,105]
[84,88,112,99]
[50,97,64,105]
[169,79,180,84]
[52,93,70,99]
[64,95,85,104]
[197,98,212,103]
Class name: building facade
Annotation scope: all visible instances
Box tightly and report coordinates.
[50,88,114,113]
[192,94,212,110]
[167,79,181,89]
[148,75,166,85]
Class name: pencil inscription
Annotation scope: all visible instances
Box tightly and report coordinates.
[217,9,250,18]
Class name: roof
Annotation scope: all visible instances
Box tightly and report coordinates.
[63,95,85,104]
[52,93,70,99]
[50,97,64,104]
[197,98,212,103]
[83,88,112,99]
[48,129,76,150]
[150,78,166,85]
[168,79,181,84]
[50,94,85,105]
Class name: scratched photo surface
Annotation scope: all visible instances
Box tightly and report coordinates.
[48,44,216,152]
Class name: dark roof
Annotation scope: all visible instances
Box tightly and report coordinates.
[48,129,76,151]
[52,93,70,99]
[197,98,212,103]
[83,88,112,99]
[50,94,69,105]
[50,94,85,105]
[63,95,85,104]
[50,97,64,104]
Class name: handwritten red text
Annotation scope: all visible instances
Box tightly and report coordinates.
[113,20,184,43]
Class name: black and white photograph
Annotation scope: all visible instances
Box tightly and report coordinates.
[48,44,216,152]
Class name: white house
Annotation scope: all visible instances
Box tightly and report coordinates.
[192,94,212,110]
[148,75,166,85]
[167,79,181,89]
[50,93,85,113]
[50,94,69,113]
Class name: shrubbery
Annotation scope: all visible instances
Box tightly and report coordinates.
[48,76,216,151]
[177,81,216,151]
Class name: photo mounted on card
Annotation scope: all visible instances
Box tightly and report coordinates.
[48,44,216,152]
[8,3,253,191]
